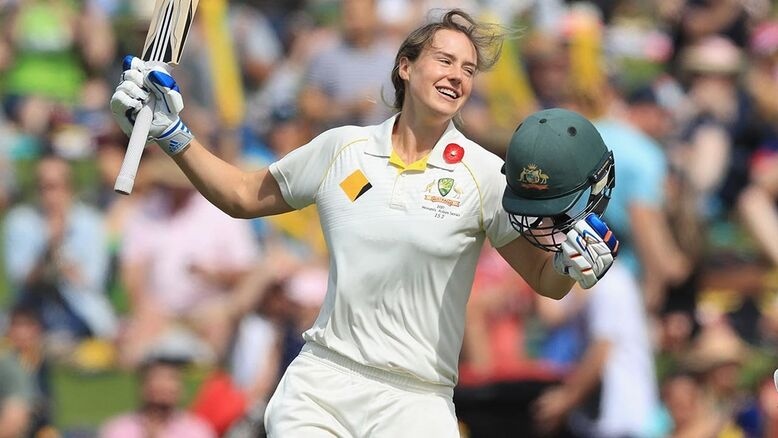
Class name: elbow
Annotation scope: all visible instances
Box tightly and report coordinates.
[535,275,575,300]
[223,200,255,219]
[227,208,256,220]
[220,185,258,219]
[537,287,572,301]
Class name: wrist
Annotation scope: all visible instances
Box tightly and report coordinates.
[552,252,569,277]
[154,118,193,155]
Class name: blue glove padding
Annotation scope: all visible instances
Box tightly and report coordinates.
[110,55,193,155]
[553,213,618,289]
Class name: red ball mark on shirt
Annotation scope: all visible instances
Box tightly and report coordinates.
[444,143,464,164]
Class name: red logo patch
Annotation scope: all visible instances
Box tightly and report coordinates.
[443,143,464,164]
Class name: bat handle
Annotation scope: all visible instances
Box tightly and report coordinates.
[114,100,155,195]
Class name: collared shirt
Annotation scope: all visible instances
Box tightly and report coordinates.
[100,411,216,438]
[270,114,519,386]
[121,192,259,316]
[3,202,117,338]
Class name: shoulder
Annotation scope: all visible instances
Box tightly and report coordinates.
[72,202,105,222]
[595,120,665,167]
[3,205,38,226]
[175,412,218,436]
[326,124,372,146]
[301,124,372,157]
[100,414,142,436]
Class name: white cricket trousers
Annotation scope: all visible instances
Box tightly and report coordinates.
[264,342,460,437]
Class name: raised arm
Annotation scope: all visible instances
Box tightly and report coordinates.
[110,56,294,219]
[173,139,293,218]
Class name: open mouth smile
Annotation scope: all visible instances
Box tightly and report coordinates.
[436,86,459,100]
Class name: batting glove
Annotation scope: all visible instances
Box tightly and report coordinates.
[110,55,193,155]
[553,213,619,289]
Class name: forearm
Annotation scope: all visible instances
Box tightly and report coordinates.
[0,398,31,438]
[561,340,609,406]
[497,238,574,301]
[172,139,291,218]
[536,257,576,300]
[631,205,688,284]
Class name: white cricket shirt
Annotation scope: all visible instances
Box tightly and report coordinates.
[269,114,519,387]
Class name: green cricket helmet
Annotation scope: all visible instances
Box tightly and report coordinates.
[502,108,615,252]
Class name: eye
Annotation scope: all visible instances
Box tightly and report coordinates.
[464,68,475,77]
[439,58,452,65]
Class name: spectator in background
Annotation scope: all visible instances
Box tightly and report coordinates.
[757,370,778,437]
[4,304,55,438]
[521,30,570,110]
[675,321,758,437]
[652,369,718,437]
[603,84,692,310]
[297,0,396,129]
[228,2,283,93]
[533,80,678,437]
[459,243,542,381]
[224,261,326,438]
[0,0,115,105]
[533,265,658,438]
[738,20,778,268]
[0,141,15,212]
[0,347,33,438]
[99,355,216,438]
[2,153,117,351]
[243,11,328,147]
[118,155,259,368]
[675,36,766,222]
[662,0,769,56]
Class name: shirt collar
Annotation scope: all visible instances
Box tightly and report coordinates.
[365,114,461,171]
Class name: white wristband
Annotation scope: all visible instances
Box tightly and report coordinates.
[155,119,193,155]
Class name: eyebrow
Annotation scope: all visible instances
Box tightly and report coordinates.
[433,49,477,70]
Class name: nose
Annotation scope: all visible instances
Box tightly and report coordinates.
[447,67,462,84]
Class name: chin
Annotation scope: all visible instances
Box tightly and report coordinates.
[428,101,459,120]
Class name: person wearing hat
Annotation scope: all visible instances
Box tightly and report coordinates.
[110,9,618,436]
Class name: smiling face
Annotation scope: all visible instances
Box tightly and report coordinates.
[398,29,477,123]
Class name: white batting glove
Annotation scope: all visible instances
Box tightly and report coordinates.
[110,55,193,155]
[553,213,619,289]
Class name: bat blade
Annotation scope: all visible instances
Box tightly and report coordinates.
[141,0,200,64]
[114,0,200,195]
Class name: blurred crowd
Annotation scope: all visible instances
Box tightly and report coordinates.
[1,0,778,437]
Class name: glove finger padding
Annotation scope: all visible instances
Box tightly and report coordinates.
[110,84,146,137]
[553,213,618,289]
[144,70,184,116]
[109,55,193,155]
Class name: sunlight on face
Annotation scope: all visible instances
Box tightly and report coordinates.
[404,29,477,120]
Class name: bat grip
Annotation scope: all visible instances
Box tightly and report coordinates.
[114,100,155,195]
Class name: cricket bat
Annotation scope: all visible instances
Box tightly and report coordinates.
[114,0,200,195]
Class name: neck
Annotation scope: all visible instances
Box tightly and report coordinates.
[142,404,175,423]
[392,110,449,164]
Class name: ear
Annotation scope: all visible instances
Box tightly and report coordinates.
[398,56,411,81]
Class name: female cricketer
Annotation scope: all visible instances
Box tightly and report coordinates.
[111,9,618,437]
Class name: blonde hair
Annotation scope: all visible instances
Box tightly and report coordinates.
[390,9,508,110]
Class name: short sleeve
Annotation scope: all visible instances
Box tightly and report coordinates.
[0,353,33,403]
[480,155,520,248]
[269,129,343,210]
